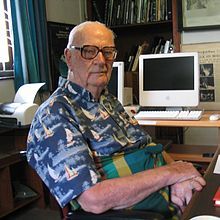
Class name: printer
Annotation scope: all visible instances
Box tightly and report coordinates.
[0,83,45,127]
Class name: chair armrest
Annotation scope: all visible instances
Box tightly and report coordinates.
[64,209,165,220]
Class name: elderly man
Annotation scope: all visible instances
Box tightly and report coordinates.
[26,21,205,219]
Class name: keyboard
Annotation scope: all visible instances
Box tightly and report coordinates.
[134,110,203,121]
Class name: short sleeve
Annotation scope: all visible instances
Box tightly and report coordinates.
[26,101,100,207]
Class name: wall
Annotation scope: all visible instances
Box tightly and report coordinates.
[182,30,220,146]
[0,79,15,103]
[1,0,84,103]
[182,30,220,44]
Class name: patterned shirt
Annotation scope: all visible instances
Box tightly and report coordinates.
[26,77,152,208]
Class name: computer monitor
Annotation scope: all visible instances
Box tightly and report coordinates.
[139,52,199,108]
[108,61,124,105]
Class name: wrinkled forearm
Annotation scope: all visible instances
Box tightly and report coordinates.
[78,167,169,213]
[77,161,202,214]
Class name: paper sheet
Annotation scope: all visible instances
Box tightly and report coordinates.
[137,120,157,125]
[14,83,45,103]
[213,155,220,174]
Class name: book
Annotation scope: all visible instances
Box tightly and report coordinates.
[129,0,135,24]
[160,0,165,21]
[124,0,130,24]
[146,0,151,22]
[110,0,119,26]
[213,186,220,207]
[136,0,142,23]
[141,0,149,22]
[118,0,125,25]
[166,0,172,20]
[153,38,163,54]
[151,36,164,54]
[149,0,157,22]
[163,39,170,53]
[125,45,138,71]
[107,0,114,26]
[104,0,109,24]
[131,41,149,71]
[156,0,161,21]
[92,0,104,22]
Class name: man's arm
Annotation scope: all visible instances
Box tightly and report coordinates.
[163,151,206,211]
[77,161,205,214]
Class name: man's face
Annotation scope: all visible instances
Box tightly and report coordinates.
[66,25,115,95]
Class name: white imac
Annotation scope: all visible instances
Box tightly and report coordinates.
[108,61,124,105]
[139,52,199,108]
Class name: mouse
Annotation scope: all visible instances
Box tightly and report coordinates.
[209,114,220,121]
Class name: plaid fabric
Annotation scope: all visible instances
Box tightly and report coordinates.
[95,143,179,219]
[71,143,180,219]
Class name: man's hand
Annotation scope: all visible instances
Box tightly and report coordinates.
[170,176,206,211]
[166,161,204,183]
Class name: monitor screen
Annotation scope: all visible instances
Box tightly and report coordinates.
[139,52,199,107]
[108,61,124,105]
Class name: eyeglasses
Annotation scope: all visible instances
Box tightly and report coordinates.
[70,45,117,61]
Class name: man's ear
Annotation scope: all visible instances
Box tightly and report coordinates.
[64,48,72,67]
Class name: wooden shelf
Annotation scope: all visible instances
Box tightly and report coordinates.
[0,196,40,218]
[166,144,217,163]
[0,144,45,217]
[86,0,180,60]
[0,150,25,168]
[110,20,172,30]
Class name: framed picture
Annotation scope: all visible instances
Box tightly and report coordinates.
[178,0,220,31]
[47,22,75,91]
[181,42,220,110]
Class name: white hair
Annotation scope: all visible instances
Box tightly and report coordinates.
[66,21,116,48]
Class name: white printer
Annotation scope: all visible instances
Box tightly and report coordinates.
[0,83,45,127]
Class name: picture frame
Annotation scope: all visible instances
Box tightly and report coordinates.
[47,22,75,91]
[178,0,220,31]
[181,42,220,110]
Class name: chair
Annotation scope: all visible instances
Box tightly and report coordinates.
[61,204,165,220]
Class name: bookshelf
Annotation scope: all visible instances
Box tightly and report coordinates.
[86,0,181,143]
[87,0,180,98]
[86,0,180,59]
[0,128,45,218]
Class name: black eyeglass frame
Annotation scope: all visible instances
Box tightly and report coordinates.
[70,45,118,61]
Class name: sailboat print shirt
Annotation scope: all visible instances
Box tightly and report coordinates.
[26,76,152,208]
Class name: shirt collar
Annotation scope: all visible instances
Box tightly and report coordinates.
[58,76,107,102]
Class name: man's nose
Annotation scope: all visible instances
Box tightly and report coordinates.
[95,51,106,62]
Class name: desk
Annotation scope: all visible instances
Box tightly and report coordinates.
[181,145,220,219]
[137,111,220,218]
[138,111,220,162]
[137,111,220,129]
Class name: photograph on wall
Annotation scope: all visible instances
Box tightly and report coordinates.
[181,0,220,30]
[47,22,74,91]
[181,42,220,110]
[200,63,215,102]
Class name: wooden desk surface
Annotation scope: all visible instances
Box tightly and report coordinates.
[181,146,220,219]
[138,111,220,128]
[137,110,220,218]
